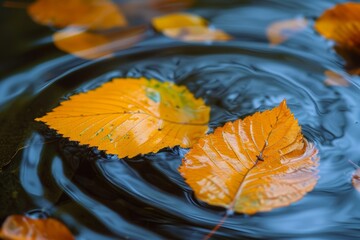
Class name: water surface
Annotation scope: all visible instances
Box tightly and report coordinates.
[1,0,360,239]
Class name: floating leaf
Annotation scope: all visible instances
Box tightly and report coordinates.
[36,78,210,158]
[162,26,232,42]
[0,215,74,240]
[152,13,207,32]
[53,26,146,59]
[28,0,127,30]
[352,169,360,192]
[267,18,308,45]
[324,70,349,87]
[152,13,231,42]
[179,100,319,214]
[315,2,360,48]
[331,22,360,51]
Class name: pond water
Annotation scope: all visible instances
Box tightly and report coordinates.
[1,0,360,239]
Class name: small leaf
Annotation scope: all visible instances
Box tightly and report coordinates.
[352,169,360,192]
[152,13,231,42]
[324,70,349,87]
[152,13,207,32]
[27,0,127,30]
[162,26,232,42]
[315,2,360,49]
[267,18,308,45]
[53,26,146,59]
[179,100,319,214]
[36,78,210,158]
[0,215,74,240]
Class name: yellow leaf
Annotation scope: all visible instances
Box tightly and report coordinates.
[36,78,210,158]
[27,0,127,30]
[324,70,349,87]
[0,215,74,240]
[179,100,319,214]
[267,18,308,45]
[162,26,232,42]
[315,2,360,48]
[53,26,145,59]
[151,13,207,32]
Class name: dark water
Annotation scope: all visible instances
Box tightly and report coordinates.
[1,0,360,239]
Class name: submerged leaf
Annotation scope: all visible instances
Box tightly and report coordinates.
[36,78,210,158]
[179,100,319,214]
[315,2,360,49]
[0,215,74,240]
[53,26,146,59]
[28,0,127,30]
[152,13,207,32]
[324,70,349,87]
[267,18,308,45]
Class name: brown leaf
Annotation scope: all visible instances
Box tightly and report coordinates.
[324,70,349,87]
[36,78,210,158]
[27,0,127,30]
[267,18,308,45]
[352,169,360,192]
[0,215,74,240]
[179,100,319,214]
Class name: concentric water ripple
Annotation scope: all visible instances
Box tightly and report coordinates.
[1,1,360,239]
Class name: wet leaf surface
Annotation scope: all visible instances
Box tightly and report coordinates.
[0,215,74,240]
[36,78,210,158]
[180,100,319,214]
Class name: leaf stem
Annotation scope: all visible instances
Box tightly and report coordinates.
[203,212,231,240]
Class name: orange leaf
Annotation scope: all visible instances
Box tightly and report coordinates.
[331,22,360,51]
[315,2,360,48]
[179,100,319,214]
[27,0,127,30]
[36,78,210,158]
[151,13,207,32]
[0,215,74,240]
[267,18,308,45]
[324,70,349,87]
[53,26,145,59]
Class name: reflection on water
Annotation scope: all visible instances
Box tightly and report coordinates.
[1,0,360,239]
